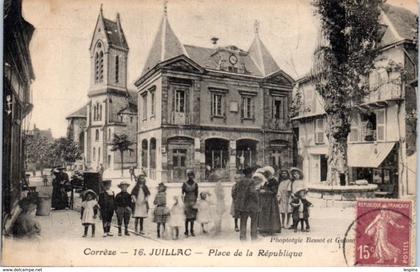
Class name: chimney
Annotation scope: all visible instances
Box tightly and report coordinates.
[211,37,219,48]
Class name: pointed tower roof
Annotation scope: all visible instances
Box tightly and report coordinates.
[89,5,129,51]
[248,20,280,76]
[141,1,187,76]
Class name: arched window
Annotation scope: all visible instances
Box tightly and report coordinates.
[95,129,99,141]
[95,42,104,84]
[95,52,99,82]
[99,51,104,82]
[115,55,119,83]
[99,104,103,121]
[93,147,96,161]
[142,139,148,169]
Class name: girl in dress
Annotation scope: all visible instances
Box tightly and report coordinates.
[182,170,199,237]
[153,183,170,238]
[168,195,185,240]
[277,169,292,228]
[131,173,150,235]
[195,192,211,234]
[81,190,99,237]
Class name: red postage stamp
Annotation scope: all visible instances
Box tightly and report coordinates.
[355,200,412,266]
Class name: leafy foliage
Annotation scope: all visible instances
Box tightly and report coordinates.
[24,133,54,170]
[312,0,384,184]
[110,133,134,175]
[50,137,83,165]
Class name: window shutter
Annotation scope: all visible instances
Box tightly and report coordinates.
[185,90,190,123]
[251,97,255,121]
[210,93,214,117]
[172,88,175,122]
[223,94,226,119]
[376,110,385,141]
[240,97,244,119]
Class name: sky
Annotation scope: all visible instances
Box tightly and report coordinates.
[22,0,418,138]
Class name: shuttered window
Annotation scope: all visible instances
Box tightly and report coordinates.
[376,109,386,141]
[314,118,325,144]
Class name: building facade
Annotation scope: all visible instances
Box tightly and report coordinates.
[135,12,294,184]
[66,106,87,154]
[83,7,137,171]
[3,0,35,213]
[293,4,417,198]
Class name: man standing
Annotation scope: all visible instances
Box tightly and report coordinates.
[234,167,260,241]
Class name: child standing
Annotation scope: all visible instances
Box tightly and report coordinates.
[131,173,150,235]
[289,193,301,233]
[98,180,115,237]
[115,181,132,236]
[230,174,242,232]
[195,192,211,234]
[299,190,313,232]
[81,190,99,237]
[168,195,185,240]
[153,183,170,238]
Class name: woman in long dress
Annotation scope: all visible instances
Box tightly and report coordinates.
[277,169,292,228]
[131,174,150,235]
[51,168,68,210]
[182,170,199,237]
[257,166,281,234]
[364,210,404,264]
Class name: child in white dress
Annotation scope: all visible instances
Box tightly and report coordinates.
[196,192,211,234]
[168,195,185,240]
[81,190,99,237]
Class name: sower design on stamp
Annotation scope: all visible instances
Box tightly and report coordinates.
[355,200,412,266]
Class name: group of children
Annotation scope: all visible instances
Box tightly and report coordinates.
[80,173,218,240]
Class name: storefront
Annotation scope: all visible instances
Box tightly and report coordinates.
[349,142,399,198]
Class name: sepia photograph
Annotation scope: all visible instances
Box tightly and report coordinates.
[1,0,418,267]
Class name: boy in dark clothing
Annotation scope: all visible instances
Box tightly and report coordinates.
[290,190,313,232]
[98,180,115,237]
[115,181,132,236]
[299,191,313,232]
[289,194,301,233]
[234,167,261,241]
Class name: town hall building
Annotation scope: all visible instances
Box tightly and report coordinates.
[135,8,295,183]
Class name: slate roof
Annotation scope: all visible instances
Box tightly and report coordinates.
[141,15,187,76]
[380,3,417,47]
[66,105,87,119]
[103,17,128,50]
[140,14,283,79]
[248,34,281,76]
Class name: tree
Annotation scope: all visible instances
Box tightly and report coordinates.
[312,0,384,185]
[50,137,83,166]
[110,133,134,176]
[24,133,54,174]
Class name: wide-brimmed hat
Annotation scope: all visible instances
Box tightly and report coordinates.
[290,167,304,179]
[262,166,275,178]
[252,172,267,185]
[117,181,131,188]
[292,179,307,194]
[83,189,97,198]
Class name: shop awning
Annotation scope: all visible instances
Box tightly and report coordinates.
[348,142,395,168]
